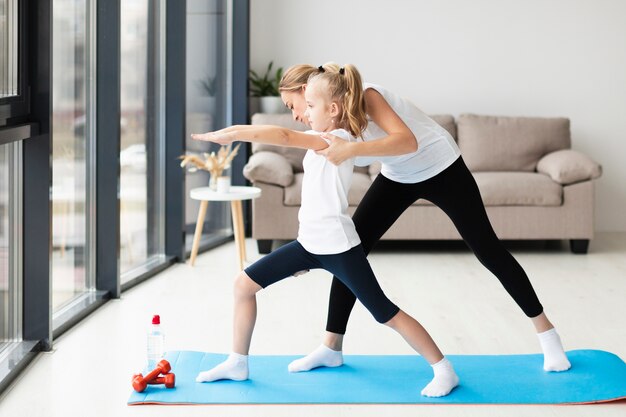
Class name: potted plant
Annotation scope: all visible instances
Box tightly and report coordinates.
[249,61,285,114]
[179,144,241,191]
[195,74,217,115]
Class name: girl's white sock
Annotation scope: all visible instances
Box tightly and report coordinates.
[537,328,571,372]
[288,344,343,373]
[196,352,249,382]
[420,357,460,397]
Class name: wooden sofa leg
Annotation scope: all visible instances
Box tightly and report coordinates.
[257,239,273,254]
[570,239,589,254]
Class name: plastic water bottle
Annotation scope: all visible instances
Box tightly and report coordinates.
[147,314,165,369]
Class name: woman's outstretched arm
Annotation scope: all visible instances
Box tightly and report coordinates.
[316,88,417,165]
[191,125,328,151]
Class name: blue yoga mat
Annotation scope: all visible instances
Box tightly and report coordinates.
[128,349,626,405]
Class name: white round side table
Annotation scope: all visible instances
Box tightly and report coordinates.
[189,186,262,269]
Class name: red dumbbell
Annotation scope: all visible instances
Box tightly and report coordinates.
[132,359,171,392]
[148,373,176,388]
[131,372,176,389]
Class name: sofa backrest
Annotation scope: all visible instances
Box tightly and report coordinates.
[457,114,571,172]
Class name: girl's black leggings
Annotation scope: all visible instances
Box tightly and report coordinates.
[244,241,400,324]
[326,156,544,335]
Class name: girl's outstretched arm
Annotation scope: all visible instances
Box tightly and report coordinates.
[191,125,328,151]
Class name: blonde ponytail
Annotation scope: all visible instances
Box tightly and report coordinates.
[340,64,368,138]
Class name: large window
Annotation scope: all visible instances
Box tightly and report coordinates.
[51,0,96,315]
[185,0,232,252]
[0,141,21,355]
[120,0,166,281]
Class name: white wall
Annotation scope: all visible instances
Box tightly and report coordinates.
[250,0,626,232]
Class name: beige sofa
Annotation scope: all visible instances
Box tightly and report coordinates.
[243,113,602,254]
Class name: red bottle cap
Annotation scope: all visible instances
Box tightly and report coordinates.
[152,315,160,325]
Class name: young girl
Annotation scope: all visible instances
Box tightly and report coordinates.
[279,63,571,374]
[191,64,460,397]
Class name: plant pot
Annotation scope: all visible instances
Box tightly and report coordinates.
[259,96,286,114]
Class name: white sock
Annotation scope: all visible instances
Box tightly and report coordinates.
[420,357,460,398]
[537,328,571,372]
[288,344,343,373]
[196,352,249,382]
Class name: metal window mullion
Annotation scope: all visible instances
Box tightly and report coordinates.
[95,0,120,298]
[156,0,166,255]
[9,140,23,341]
[6,0,11,95]
[85,0,97,291]
[225,0,233,126]
[163,0,185,262]
[12,0,17,95]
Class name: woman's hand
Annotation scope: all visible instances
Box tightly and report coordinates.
[191,129,236,145]
[315,132,355,165]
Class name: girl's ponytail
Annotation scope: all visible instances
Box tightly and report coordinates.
[340,64,368,138]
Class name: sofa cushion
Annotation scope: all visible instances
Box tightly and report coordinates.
[243,151,294,187]
[457,114,571,172]
[348,172,374,205]
[251,113,308,172]
[537,149,602,185]
[369,161,382,178]
[472,172,563,206]
[284,173,304,206]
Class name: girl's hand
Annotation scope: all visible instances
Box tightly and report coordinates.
[191,130,235,145]
[315,133,354,165]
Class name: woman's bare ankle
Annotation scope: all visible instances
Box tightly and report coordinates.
[323,332,344,351]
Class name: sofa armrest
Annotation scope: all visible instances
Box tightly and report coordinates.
[243,151,294,187]
[537,149,602,185]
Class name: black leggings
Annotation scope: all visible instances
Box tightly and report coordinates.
[245,241,400,324]
[326,156,543,334]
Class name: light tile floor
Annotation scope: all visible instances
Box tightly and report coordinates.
[1,233,625,417]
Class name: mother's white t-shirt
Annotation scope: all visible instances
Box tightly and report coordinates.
[297,129,361,255]
[355,83,461,184]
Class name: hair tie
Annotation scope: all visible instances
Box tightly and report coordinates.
[318,65,325,73]
[339,67,345,75]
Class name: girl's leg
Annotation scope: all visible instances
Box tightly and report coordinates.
[422,158,570,371]
[196,271,261,382]
[197,241,319,382]
[325,245,459,397]
[386,310,459,397]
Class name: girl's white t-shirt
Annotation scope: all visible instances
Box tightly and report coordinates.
[297,129,361,255]
[355,83,461,183]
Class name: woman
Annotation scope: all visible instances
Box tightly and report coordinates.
[279,63,571,374]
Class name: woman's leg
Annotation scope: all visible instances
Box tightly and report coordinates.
[422,158,570,371]
[291,175,421,371]
[197,241,319,382]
